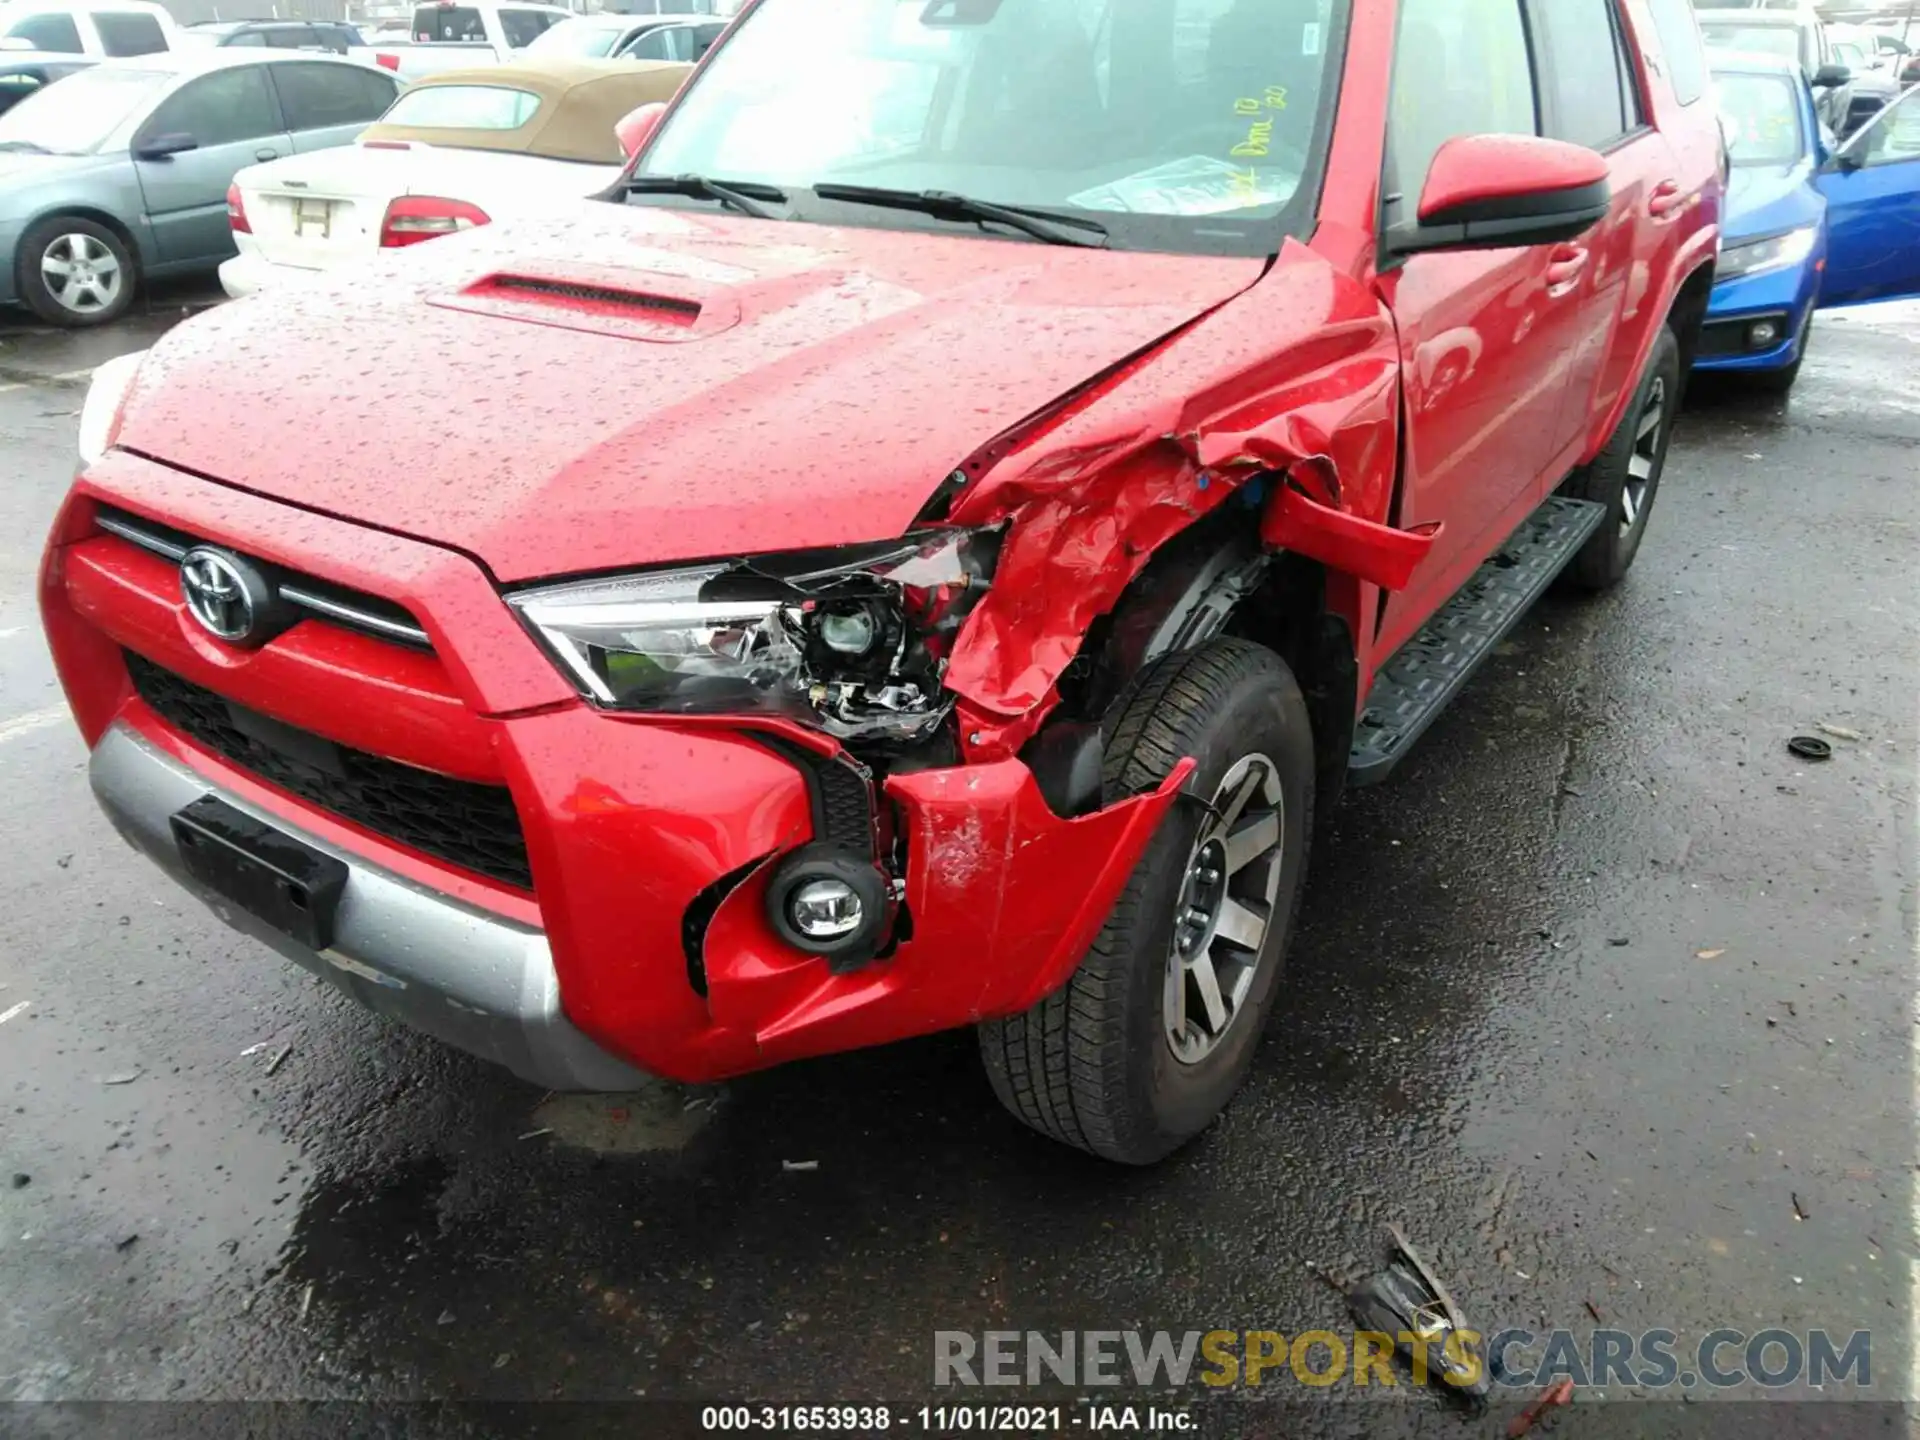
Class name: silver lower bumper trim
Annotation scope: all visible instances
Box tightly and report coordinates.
[88,722,648,1092]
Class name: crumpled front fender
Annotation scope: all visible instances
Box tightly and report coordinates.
[699,756,1193,1070]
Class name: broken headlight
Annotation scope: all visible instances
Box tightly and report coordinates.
[507,529,1001,742]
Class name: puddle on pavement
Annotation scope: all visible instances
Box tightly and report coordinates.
[531,1082,725,1154]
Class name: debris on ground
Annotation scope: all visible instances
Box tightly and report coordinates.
[1508,1378,1574,1438]
[300,1282,313,1321]
[264,1045,292,1077]
[1695,948,1726,961]
[782,1160,820,1173]
[10,1173,27,1188]
[437,1310,455,1326]
[1787,736,1833,762]
[517,1128,554,1142]
[0,1000,29,1026]
[1792,1193,1809,1222]
[1340,1224,1489,1411]
[1817,724,1865,743]
[97,1070,141,1086]
[1607,937,1630,948]
[240,1042,270,1057]
[1583,1299,1603,1322]
[115,1234,138,1251]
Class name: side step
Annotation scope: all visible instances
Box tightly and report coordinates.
[1348,496,1607,787]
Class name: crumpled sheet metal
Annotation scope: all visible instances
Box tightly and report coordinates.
[945,242,1418,757]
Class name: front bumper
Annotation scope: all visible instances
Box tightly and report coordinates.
[1695,254,1822,374]
[89,721,648,1091]
[44,452,1184,1088]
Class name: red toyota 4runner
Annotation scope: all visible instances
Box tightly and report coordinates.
[43,0,1721,1164]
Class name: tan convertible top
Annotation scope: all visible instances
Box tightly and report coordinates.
[360,58,691,164]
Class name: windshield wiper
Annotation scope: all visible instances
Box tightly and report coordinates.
[810,184,1108,248]
[624,173,786,220]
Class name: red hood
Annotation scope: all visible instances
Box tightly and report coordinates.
[118,206,1264,582]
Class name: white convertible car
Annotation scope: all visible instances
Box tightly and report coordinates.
[218,57,688,296]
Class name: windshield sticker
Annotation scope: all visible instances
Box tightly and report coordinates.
[1068,154,1297,216]
[1302,21,1322,57]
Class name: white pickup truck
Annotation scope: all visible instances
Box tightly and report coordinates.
[363,0,573,79]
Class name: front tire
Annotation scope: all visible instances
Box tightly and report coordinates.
[17,216,136,328]
[1561,326,1681,592]
[979,640,1314,1165]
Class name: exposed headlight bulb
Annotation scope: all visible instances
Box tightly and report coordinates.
[818,607,880,656]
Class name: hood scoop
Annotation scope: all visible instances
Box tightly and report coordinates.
[430,270,736,343]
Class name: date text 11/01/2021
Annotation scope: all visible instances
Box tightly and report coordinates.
[700,1406,1192,1433]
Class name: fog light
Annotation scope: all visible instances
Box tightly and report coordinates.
[790,879,863,939]
[764,844,892,968]
[1749,320,1781,349]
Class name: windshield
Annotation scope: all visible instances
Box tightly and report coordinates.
[635,0,1347,257]
[1699,22,1803,65]
[525,18,624,56]
[0,65,169,152]
[1713,71,1803,166]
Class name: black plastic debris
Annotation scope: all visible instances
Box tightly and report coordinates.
[1788,736,1833,762]
[1342,1225,1490,1411]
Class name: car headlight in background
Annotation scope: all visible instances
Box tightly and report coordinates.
[1716,225,1820,284]
[76,349,148,468]
[509,528,1002,743]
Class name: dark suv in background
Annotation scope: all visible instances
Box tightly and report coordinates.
[182,19,362,54]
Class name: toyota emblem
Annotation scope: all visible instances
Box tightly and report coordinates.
[180,547,272,645]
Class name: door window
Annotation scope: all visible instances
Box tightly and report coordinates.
[1526,0,1639,149]
[272,62,397,130]
[626,25,688,61]
[1385,0,1536,207]
[4,11,84,51]
[225,29,267,45]
[143,65,281,146]
[93,11,169,56]
[1855,92,1920,167]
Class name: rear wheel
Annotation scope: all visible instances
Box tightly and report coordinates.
[1561,326,1681,592]
[979,640,1314,1165]
[16,216,135,328]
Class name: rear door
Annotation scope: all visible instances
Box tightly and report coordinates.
[133,64,292,263]
[1817,88,1920,306]
[269,60,398,153]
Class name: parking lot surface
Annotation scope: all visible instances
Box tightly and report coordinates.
[0,295,1915,1430]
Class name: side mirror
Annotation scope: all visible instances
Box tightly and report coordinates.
[1387,134,1611,259]
[615,100,666,161]
[1813,63,1852,89]
[132,131,198,160]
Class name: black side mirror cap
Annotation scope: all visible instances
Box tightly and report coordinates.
[1813,63,1853,88]
[132,131,197,161]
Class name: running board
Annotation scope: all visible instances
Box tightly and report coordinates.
[1348,496,1607,787]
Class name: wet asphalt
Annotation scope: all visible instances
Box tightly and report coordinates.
[0,286,1914,1435]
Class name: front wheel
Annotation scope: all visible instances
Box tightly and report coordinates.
[1560,326,1682,592]
[16,216,136,328]
[979,640,1315,1165]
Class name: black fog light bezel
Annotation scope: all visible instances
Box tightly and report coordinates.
[765,844,893,971]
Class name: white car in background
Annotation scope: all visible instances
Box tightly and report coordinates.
[218,57,688,298]
[523,13,726,62]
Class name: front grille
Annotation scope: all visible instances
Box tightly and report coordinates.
[127,652,532,890]
[95,506,432,651]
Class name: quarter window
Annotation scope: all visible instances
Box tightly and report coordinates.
[272,62,397,130]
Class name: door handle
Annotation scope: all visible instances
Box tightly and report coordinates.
[1546,244,1589,292]
[255,147,279,162]
[1648,180,1685,219]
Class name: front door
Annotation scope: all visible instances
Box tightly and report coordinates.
[1374,0,1589,645]
[1816,88,1920,307]
[132,64,291,265]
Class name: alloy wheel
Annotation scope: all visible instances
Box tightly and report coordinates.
[1621,376,1667,534]
[40,233,123,317]
[1164,753,1286,1065]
